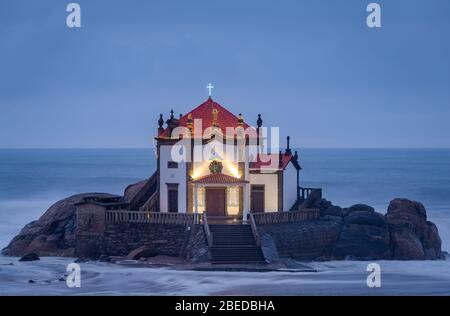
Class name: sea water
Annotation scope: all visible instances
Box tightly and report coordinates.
[0,148,449,250]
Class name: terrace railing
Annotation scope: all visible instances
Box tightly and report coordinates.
[298,187,322,201]
[105,210,200,225]
[251,209,320,225]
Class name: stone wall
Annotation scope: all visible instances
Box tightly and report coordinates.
[258,220,342,261]
[183,225,209,263]
[102,223,189,257]
[75,204,191,258]
[75,203,107,258]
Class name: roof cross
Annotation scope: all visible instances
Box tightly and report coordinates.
[206,83,214,97]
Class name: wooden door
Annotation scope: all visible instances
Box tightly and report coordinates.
[168,189,178,213]
[205,188,226,216]
[251,185,265,213]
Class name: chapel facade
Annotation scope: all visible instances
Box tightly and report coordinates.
[153,96,301,222]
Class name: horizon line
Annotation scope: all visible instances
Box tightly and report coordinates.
[1,147,450,150]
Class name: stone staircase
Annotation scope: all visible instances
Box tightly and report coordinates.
[208,224,266,264]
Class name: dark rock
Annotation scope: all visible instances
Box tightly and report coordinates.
[98,255,111,262]
[345,211,386,227]
[311,198,333,214]
[423,222,441,259]
[333,223,390,260]
[321,215,344,225]
[390,230,424,260]
[322,206,343,217]
[19,253,40,262]
[333,206,390,260]
[126,245,157,260]
[343,204,374,217]
[2,193,115,257]
[387,198,442,260]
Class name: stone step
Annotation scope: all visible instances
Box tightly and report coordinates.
[207,224,266,264]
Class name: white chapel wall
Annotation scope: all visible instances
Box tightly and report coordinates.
[248,173,278,212]
[159,144,187,213]
[192,140,240,179]
[283,162,298,211]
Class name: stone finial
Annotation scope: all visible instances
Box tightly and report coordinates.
[158,114,164,129]
[257,114,263,128]
[170,109,174,120]
[285,136,292,155]
[238,113,244,126]
[158,114,165,135]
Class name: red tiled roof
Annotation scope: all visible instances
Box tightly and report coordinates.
[249,153,293,170]
[159,97,254,138]
[191,173,249,184]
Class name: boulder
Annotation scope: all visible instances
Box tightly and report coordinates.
[19,253,40,262]
[390,230,424,260]
[332,206,390,260]
[322,205,343,217]
[333,213,390,260]
[321,215,344,225]
[345,211,386,227]
[343,204,374,217]
[423,222,442,259]
[311,198,333,214]
[126,246,157,260]
[387,198,442,260]
[2,193,115,257]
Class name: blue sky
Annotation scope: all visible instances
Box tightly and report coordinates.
[0,0,449,148]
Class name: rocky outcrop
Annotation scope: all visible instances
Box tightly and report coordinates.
[1,193,115,257]
[342,204,375,217]
[304,198,441,260]
[2,188,443,262]
[387,198,442,260]
[333,209,390,260]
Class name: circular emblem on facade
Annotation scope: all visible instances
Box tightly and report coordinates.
[209,160,223,174]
